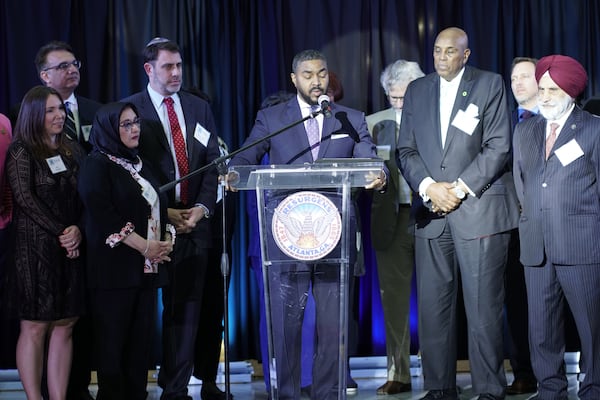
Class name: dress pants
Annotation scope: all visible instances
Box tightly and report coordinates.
[159,237,207,400]
[268,263,343,400]
[525,261,600,400]
[91,285,156,400]
[415,223,508,398]
[374,207,413,383]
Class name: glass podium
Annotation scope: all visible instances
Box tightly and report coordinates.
[229,159,383,400]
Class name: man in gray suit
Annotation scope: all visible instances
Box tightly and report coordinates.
[397,27,519,400]
[366,60,424,396]
[513,54,600,400]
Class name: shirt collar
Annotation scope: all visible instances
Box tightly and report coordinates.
[147,83,180,109]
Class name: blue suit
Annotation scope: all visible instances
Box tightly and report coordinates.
[230,97,384,400]
[397,66,519,398]
[513,106,600,399]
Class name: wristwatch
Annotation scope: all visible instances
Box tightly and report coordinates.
[452,183,466,200]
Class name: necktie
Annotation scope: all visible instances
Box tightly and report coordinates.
[306,106,320,160]
[164,97,189,204]
[64,101,78,141]
[545,122,559,160]
[520,109,534,121]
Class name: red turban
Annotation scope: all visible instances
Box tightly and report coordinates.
[535,55,588,98]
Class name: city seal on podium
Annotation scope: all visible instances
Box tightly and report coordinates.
[272,191,342,261]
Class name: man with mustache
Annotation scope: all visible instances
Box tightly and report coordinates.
[228,49,387,400]
[397,27,519,400]
[513,54,600,400]
[123,38,221,400]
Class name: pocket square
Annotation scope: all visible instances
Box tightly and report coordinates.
[331,133,349,139]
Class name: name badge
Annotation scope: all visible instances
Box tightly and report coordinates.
[46,155,67,174]
[142,185,158,205]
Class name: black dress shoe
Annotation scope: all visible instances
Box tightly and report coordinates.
[506,378,538,395]
[420,388,458,400]
[201,381,233,400]
[376,381,412,395]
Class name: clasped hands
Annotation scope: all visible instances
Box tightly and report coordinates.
[59,225,82,259]
[427,181,466,215]
[168,206,206,234]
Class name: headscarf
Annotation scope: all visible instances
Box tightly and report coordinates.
[535,55,588,98]
[89,102,140,162]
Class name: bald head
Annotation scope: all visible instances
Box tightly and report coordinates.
[433,27,470,81]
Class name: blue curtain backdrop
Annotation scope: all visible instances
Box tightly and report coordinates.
[1,0,599,366]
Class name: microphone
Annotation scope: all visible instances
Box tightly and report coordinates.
[334,111,361,143]
[318,95,332,118]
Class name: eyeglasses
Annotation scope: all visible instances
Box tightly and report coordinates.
[42,60,82,72]
[388,95,404,103]
[119,118,141,131]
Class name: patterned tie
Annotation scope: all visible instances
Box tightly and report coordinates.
[545,122,559,160]
[64,101,78,141]
[164,97,189,204]
[306,106,320,160]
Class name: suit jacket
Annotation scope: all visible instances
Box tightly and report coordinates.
[513,107,600,266]
[366,108,412,248]
[122,89,220,247]
[230,97,380,165]
[397,66,519,240]
[229,97,386,272]
[75,96,103,153]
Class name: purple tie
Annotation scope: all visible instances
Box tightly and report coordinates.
[306,106,320,160]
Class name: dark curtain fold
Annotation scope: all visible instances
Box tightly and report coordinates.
[1,0,600,366]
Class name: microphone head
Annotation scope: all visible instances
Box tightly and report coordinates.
[318,94,331,105]
[318,95,332,118]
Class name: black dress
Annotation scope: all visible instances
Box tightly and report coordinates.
[5,140,85,321]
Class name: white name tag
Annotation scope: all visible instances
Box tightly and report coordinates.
[451,103,480,136]
[194,123,211,147]
[46,155,67,174]
[555,139,584,166]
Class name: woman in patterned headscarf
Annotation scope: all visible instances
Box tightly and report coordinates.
[78,102,173,400]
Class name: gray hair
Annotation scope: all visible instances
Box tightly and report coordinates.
[380,60,425,94]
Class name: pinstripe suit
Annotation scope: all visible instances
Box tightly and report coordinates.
[513,106,600,399]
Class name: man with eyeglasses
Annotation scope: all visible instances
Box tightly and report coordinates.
[32,41,101,154]
[365,59,424,396]
[122,38,221,400]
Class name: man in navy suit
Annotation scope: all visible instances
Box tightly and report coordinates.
[123,38,221,400]
[504,57,539,395]
[397,27,519,400]
[513,54,600,400]
[229,49,386,400]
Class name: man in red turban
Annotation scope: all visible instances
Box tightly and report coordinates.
[513,55,600,400]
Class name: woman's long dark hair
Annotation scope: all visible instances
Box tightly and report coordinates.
[13,85,69,159]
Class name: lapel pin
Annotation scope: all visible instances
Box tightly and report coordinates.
[462,91,467,97]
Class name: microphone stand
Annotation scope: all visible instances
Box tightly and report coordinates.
[159,109,323,193]
[158,108,326,396]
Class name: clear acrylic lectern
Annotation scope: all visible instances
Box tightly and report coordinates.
[229,159,384,400]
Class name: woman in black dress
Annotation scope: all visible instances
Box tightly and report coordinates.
[78,102,173,400]
[5,85,85,400]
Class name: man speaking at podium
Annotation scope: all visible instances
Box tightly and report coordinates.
[229,49,386,400]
